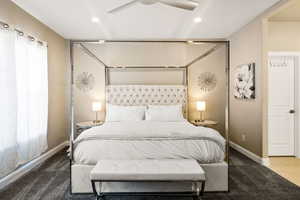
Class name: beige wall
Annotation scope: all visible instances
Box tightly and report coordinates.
[104,42,187,67]
[188,45,227,135]
[228,0,291,157]
[0,0,68,149]
[229,19,264,156]
[269,0,300,21]
[73,44,106,123]
[268,21,300,51]
[73,42,188,123]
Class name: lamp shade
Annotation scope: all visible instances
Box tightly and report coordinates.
[196,101,206,111]
[92,102,102,112]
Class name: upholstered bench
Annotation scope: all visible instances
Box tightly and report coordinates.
[90,159,206,200]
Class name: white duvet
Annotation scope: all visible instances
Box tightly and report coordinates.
[73,120,225,164]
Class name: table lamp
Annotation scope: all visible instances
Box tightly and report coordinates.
[92,102,102,123]
[196,101,206,122]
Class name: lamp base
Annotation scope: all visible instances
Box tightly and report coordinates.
[93,120,101,124]
[198,111,205,122]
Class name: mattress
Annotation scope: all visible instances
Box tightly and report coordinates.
[73,120,225,165]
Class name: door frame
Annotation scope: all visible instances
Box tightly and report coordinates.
[268,52,300,158]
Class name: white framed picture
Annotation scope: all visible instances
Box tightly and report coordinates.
[233,63,255,99]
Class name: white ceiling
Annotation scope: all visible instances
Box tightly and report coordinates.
[12,0,281,40]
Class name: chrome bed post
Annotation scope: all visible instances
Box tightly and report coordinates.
[69,40,230,194]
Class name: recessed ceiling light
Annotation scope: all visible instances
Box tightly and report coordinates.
[91,17,99,23]
[194,17,202,23]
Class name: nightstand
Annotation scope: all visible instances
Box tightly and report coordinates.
[191,120,218,127]
[76,121,104,137]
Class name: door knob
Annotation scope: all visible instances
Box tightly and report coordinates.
[289,109,295,114]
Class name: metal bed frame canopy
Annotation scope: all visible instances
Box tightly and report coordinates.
[69,39,230,166]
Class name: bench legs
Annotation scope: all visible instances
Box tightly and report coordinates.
[200,181,205,196]
[193,181,205,200]
[91,180,104,200]
[91,180,205,200]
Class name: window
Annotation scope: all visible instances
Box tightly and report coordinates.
[0,28,48,178]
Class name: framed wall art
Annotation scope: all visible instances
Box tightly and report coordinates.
[233,63,255,99]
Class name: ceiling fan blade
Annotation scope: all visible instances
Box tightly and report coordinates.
[158,0,199,10]
[108,0,139,14]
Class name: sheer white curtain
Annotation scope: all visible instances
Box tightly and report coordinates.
[15,34,48,165]
[0,29,18,178]
[0,28,48,178]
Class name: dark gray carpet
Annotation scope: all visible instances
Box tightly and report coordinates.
[0,148,299,200]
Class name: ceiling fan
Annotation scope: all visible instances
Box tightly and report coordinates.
[108,0,199,14]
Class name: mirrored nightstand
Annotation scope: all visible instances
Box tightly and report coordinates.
[76,121,104,137]
[191,120,218,127]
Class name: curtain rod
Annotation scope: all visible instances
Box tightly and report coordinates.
[0,21,9,29]
[0,20,46,46]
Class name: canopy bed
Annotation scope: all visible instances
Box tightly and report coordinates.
[69,40,230,196]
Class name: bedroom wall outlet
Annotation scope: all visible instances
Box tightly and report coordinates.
[242,134,246,141]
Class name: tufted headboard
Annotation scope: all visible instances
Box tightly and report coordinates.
[106,85,188,117]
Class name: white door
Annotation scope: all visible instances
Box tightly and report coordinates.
[268,55,295,156]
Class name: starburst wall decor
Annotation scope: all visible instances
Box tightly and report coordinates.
[75,72,95,92]
[198,72,217,92]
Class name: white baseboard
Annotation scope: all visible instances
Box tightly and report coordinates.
[262,157,270,166]
[0,141,69,190]
[230,141,269,166]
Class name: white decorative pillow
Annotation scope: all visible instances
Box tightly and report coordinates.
[105,104,146,122]
[146,104,184,121]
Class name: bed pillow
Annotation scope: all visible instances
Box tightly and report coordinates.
[105,104,146,122]
[146,104,184,121]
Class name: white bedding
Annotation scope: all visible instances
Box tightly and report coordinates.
[73,120,225,164]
